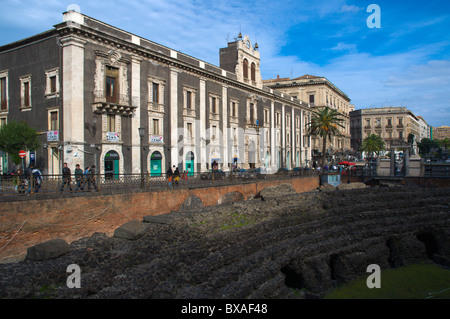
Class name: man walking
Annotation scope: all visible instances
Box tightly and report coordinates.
[60,162,72,192]
[88,165,98,191]
[74,164,84,192]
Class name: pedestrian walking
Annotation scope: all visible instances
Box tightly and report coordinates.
[88,165,98,191]
[174,167,180,186]
[74,164,84,192]
[167,167,173,187]
[31,164,43,193]
[60,162,73,192]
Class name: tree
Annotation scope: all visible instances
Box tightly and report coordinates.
[417,138,440,157]
[0,120,40,165]
[307,106,344,169]
[360,134,385,160]
[437,137,450,150]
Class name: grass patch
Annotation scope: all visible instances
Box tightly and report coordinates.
[324,263,450,299]
[220,212,253,230]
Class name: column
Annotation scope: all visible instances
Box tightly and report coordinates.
[281,104,285,168]
[199,78,207,172]
[170,68,178,168]
[270,100,275,168]
[60,35,86,170]
[291,107,295,168]
[300,109,303,166]
[131,56,142,174]
[222,85,228,171]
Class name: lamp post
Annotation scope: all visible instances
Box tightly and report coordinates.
[138,127,145,189]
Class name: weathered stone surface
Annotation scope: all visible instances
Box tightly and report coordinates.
[217,191,244,205]
[26,239,69,261]
[178,195,204,212]
[143,214,174,225]
[319,183,335,192]
[113,220,147,240]
[0,186,448,299]
[259,183,296,198]
[336,182,368,190]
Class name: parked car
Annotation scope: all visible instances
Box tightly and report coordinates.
[200,169,226,180]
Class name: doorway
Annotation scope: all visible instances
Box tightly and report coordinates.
[185,151,194,176]
[150,151,162,177]
[104,150,119,179]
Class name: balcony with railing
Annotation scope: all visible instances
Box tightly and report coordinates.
[209,112,220,122]
[183,108,196,118]
[148,102,165,113]
[92,90,136,116]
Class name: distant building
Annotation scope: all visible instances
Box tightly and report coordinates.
[417,116,431,142]
[263,74,353,164]
[432,126,450,140]
[350,107,420,152]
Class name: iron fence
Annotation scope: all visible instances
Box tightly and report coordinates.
[0,168,319,197]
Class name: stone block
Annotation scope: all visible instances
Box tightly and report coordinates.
[114,220,147,240]
[143,215,174,225]
[26,239,70,261]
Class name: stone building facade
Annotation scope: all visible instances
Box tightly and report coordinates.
[263,74,353,165]
[350,107,420,152]
[0,10,313,176]
[432,126,450,140]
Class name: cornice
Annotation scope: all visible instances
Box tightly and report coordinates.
[54,21,312,113]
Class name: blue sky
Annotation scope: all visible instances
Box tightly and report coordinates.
[1,0,449,127]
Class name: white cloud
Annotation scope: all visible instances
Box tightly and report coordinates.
[339,4,363,13]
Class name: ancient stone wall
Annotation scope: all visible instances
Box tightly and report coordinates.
[0,176,319,263]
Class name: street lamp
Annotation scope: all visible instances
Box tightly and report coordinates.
[138,127,145,189]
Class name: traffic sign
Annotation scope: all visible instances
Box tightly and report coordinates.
[19,150,26,158]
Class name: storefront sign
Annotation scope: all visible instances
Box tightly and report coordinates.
[47,130,59,142]
[106,132,120,142]
[150,135,163,144]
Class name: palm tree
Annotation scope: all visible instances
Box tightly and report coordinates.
[360,134,385,160]
[307,106,344,169]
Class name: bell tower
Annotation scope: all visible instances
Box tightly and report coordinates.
[220,34,262,89]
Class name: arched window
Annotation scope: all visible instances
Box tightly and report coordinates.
[251,62,256,82]
[243,59,248,79]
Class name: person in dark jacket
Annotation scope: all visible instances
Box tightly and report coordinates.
[60,162,72,192]
[74,164,84,192]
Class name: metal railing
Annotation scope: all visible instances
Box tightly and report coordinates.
[0,169,319,197]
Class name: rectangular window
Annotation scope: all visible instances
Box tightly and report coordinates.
[152,83,159,104]
[50,76,57,93]
[187,122,193,138]
[152,119,159,135]
[22,81,30,107]
[249,103,254,123]
[50,111,58,130]
[186,91,192,109]
[106,66,119,103]
[211,97,217,114]
[0,117,6,127]
[212,125,217,140]
[107,114,115,132]
[1,77,6,110]
[231,102,236,117]
[309,95,315,104]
